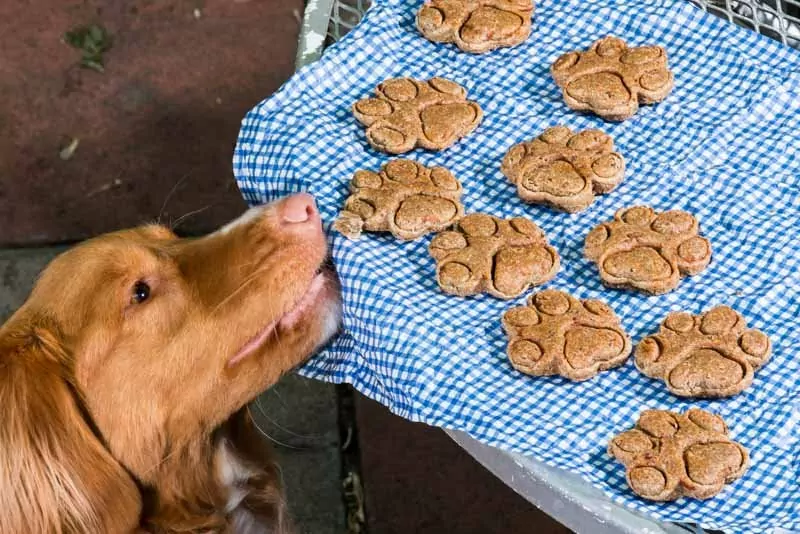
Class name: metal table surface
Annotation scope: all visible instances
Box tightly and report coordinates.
[445,429,698,534]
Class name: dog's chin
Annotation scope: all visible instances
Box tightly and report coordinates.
[281,265,343,374]
[227,263,342,369]
[298,271,342,355]
[313,264,343,343]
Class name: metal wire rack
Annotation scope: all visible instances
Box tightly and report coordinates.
[328,0,372,43]
[296,0,800,68]
[697,0,800,46]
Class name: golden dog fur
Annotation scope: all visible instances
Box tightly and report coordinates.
[0,194,341,533]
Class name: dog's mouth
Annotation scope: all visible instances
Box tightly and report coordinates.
[227,266,333,368]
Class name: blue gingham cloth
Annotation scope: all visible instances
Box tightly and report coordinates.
[234,0,800,531]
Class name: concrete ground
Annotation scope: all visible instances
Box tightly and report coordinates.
[1,1,572,532]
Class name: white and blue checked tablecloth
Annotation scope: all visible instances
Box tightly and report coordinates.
[234,0,800,531]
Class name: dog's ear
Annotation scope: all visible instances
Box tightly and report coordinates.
[0,316,142,534]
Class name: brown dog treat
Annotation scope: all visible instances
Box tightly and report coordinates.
[429,213,559,299]
[551,36,674,121]
[609,409,749,501]
[502,290,631,380]
[635,306,771,398]
[416,0,534,54]
[584,206,711,294]
[352,77,483,154]
[333,159,464,240]
[501,126,625,213]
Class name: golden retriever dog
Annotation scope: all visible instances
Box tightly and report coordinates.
[0,193,342,533]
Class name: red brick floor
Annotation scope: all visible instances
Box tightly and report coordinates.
[0,0,303,245]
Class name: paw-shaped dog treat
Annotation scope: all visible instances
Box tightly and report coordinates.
[501,126,625,213]
[352,77,483,154]
[635,306,771,398]
[551,36,674,121]
[502,289,631,380]
[333,159,464,240]
[584,206,711,295]
[416,0,534,54]
[429,213,559,298]
[609,409,749,501]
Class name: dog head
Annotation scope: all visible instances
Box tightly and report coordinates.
[0,193,341,533]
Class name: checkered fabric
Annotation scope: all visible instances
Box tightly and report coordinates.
[233,0,800,531]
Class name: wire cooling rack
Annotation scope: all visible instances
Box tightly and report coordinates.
[696,0,800,46]
[328,0,372,42]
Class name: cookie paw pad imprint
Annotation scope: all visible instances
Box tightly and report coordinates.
[352,77,483,154]
[501,126,625,213]
[609,409,749,501]
[429,213,559,299]
[551,36,674,121]
[584,206,712,295]
[333,159,464,240]
[416,0,534,54]
[635,306,771,397]
[502,290,631,381]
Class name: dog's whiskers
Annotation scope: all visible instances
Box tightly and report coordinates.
[246,406,313,451]
[157,172,193,225]
[170,205,214,231]
[209,271,262,316]
[253,396,326,442]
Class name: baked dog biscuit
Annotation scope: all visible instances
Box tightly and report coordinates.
[502,290,631,380]
[429,213,559,299]
[584,206,711,294]
[635,306,771,398]
[609,409,749,501]
[416,0,533,54]
[501,126,625,212]
[334,159,464,240]
[551,36,674,121]
[352,77,483,154]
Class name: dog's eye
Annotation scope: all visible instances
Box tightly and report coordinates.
[131,281,151,304]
